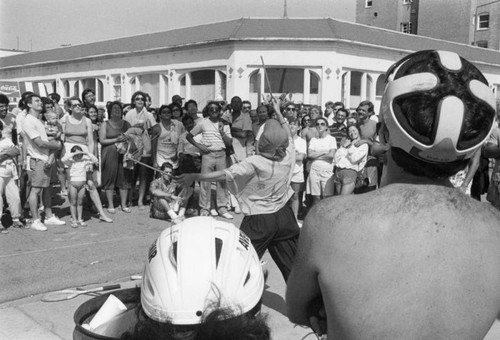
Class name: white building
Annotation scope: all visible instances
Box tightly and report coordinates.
[1,17,500,112]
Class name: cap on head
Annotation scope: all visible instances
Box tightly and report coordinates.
[172,95,184,103]
[140,217,264,325]
[381,50,496,163]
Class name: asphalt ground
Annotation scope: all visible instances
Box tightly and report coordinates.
[1,189,499,339]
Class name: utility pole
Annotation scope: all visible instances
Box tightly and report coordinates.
[283,0,288,18]
[16,36,19,50]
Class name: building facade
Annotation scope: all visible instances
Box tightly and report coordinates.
[1,18,500,113]
[356,0,500,50]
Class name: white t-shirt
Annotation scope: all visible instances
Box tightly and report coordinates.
[22,114,50,162]
[0,138,17,178]
[124,108,157,129]
[308,135,337,172]
[292,135,307,183]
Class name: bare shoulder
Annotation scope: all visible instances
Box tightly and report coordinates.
[304,183,500,247]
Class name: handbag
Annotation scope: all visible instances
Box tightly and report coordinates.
[355,168,369,189]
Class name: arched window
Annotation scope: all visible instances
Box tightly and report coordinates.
[376,75,385,97]
[309,71,320,105]
[63,81,70,98]
[179,75,186,100]
[249,70,261,106]
[138,74,159,105]
[350,71,362,105]
[191,70,215,105]
[73,82,80,98]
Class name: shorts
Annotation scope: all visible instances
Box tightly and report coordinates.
[335,168,358,185]
[306,168,334,196]
[28,158,51,188]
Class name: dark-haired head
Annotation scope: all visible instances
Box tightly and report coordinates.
[107,101,124,119]
[0,94,9,106]
[81,88,96,107]
[131,91,147,109]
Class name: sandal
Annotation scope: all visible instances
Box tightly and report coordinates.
[121,207,131,213]
[199,209,210,217]
[107,208,116,214]
[70,219,79,228]
[78,220,88,227]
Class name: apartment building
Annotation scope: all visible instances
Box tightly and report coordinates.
[356,0,500,50]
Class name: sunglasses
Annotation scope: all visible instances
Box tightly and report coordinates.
[316,122,327,126]
[286,107,296,111]
[135,97,144,101]
[303,119,311,122]
[242,106,251,110]
[71,103,81,108]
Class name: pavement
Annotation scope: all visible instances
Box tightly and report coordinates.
[0,255,312,340]
[1,190,500,339]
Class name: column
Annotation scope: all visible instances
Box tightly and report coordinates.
[185,72,192,101]
[303,69,311,105]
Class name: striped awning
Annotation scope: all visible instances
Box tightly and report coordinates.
[18,81,54,97]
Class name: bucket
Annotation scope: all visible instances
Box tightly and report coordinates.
[73,288,140,340]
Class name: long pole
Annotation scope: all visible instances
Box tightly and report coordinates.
[260,56,274,100]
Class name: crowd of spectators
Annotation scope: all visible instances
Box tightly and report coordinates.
[0,87,498,234]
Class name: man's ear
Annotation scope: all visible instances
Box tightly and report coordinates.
[379,121,390,145]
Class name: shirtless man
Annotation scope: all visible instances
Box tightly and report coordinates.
[286,50,500,339]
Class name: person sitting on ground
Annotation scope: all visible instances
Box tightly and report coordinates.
[62,145,99,228]
[286,50,500,340]
[121,217,269,340]
[149,162,192,224]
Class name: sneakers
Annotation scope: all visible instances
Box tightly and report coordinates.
[70,219,78,228]
[45,215,66,226]
[218,207,233,220]
[1,226,8,234]
[31,219,47,231]
[99,214,113,223]
[78,220,88,227]
[200,209,210,217]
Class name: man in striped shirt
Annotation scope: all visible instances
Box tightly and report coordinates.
[187,101,234,219]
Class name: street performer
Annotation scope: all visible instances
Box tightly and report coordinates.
[177,98,299,282]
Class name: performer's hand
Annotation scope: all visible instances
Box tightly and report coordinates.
[307,296,327,337]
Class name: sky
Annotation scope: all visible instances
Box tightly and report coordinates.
[0,0,355,52]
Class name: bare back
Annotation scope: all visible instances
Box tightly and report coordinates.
[301,184,500,339]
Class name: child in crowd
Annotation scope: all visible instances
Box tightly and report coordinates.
[62,145,98,228]
[150,162,193,224]
[44,111,63,170]
[0,120,23,233]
